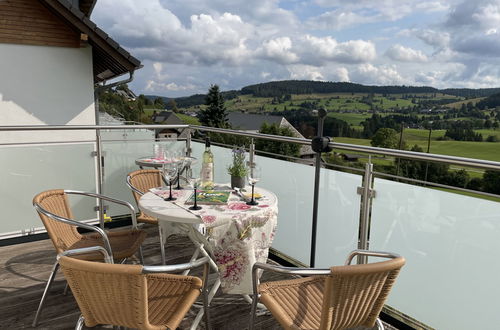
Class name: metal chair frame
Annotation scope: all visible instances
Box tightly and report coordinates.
[60,246,211,330]
[249,249,402,330]
[126,172,168,264]
[32,190,143,327]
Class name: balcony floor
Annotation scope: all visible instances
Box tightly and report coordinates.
[0,224,396,329]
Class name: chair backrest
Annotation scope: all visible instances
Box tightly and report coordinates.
[59,255,204,329]
[33,189,82,254]
[320,257,405,330]
[127,169,162,202]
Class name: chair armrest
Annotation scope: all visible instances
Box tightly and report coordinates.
[251,262,331,303]
[142,256,210,274]
[126,175,145,196]
[252,262,331,276]
[142,257,211,297]
[344,249,401,265]
[64,190,139,229]
[58,246,113,263]
[33,202,113,257]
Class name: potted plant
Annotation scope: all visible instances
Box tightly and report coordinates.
[227,147,248,189]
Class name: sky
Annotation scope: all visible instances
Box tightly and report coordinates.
[92,0,500,97]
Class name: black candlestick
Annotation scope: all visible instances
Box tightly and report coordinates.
[189,187,202,210]
[246,184,258,205]
[164,180,176,201]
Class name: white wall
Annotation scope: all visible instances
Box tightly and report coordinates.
[0,44,96,143]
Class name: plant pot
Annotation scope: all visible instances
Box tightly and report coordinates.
[231,176,245,189]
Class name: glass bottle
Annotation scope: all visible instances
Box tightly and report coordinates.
[200,137,214,189]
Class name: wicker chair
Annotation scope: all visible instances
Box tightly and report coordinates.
[32,189,147,327]
[58,246,211,330]
[127,169,168,264]
[249,250,406,330]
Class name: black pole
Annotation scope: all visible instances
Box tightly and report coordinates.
[396,122,404,177]
[310,109,327,267]
[424,124,432,184]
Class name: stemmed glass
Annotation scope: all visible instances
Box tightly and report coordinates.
[162,161,178,201]
[186,169,202,210]
[246,164,261,206]
[175,148,187,190]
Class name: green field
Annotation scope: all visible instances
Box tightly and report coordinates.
[334,136,500,162]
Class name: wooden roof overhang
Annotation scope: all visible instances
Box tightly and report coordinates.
[39,0,141,83]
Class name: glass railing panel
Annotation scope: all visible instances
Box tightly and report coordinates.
[101,129,186,216]
[0,143,97,238]
[370,178,500,329]
[315,168,362,267]
[191,142,362,265]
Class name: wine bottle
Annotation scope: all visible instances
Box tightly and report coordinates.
[200,137,214,189]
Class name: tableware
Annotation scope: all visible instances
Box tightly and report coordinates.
[186,169,202,210]
[162,162,178,201]
[246,164,261,206]
[175,154,186,190]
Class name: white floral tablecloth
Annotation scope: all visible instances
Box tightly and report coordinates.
[139,185,278,294]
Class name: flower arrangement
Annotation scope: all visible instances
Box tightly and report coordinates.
[227,147,248,178]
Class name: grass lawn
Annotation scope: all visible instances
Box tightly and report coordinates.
[327,112,372,125]
[334,137,500,162]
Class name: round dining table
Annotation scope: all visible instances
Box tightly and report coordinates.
[138,184,278,295]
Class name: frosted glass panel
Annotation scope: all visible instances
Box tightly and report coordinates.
[0,143,97,237]
[192,142,362,266]
[316,169,361,267]
[101,130,185,216]
[370,178,500,330]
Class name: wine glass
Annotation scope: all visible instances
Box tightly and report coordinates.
[186,169,202,210]
[162,162,178,201]
[175,152,187,190]
[246,163,261,206]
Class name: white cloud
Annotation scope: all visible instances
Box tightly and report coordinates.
[145,80,197,92]
[287,65,325,81]
[385,45,428,62]
[307,10,368,30]
[298,36,376,65]
[351,64,405,85]
[259,37,299,64]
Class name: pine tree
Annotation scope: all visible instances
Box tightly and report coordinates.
[198,84,228,127]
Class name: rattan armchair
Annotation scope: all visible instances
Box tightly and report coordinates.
[32,189,147,327]
[58,246,211,330]
[250,250,406,330]
[127,169,168,264]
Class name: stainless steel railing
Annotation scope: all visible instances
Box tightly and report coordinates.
[1,123,499,266]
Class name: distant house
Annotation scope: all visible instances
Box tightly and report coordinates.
[152,111,189,139]
[0,0,141,143]
[227,112,314,158]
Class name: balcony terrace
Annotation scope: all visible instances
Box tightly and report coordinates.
[1,123,499,329]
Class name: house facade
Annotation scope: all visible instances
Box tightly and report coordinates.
[0,0,141,143]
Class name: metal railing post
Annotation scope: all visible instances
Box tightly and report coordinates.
[186,128,192,157]
[95,129,105,229]
[310,110,327,267]
[358,161,374,264]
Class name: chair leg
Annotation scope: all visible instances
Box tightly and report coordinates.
[249,293,259,330]
[63,281,69,296]
[138,245,144,265]
[75,315,84,330]
[32,260,60,327]
[158,224,166,265]
[201,262,212,330]
[376,317,385,330]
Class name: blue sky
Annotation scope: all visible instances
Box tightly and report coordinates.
[92,0,500,97]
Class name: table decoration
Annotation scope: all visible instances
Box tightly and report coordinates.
[227,147,248,189]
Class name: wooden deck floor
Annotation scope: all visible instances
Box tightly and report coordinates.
[0,225,395,330]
